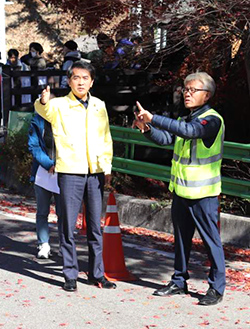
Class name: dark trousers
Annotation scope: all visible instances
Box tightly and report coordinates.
[171,193,226,295]
[58,172,105,281]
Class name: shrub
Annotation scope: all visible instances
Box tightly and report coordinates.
[0,132,32,186]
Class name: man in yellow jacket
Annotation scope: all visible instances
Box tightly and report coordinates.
[35,61,116,291]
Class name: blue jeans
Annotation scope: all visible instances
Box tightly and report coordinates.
[34,184,61,245]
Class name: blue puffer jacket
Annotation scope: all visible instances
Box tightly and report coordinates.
[28,113,55,182]
[145,104,221,148]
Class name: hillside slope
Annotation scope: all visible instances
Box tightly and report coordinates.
[5,0,82,63]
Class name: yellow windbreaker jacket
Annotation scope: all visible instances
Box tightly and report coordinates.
[34,92,113,175]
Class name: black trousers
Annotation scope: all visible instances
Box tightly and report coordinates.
[58,172,105,281]
[171,193,226,295]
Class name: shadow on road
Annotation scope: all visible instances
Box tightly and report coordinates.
[0,216,209,301]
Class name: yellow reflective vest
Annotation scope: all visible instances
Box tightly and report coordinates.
[169,109,225,199]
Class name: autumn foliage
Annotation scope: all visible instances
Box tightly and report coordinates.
[46,0,250,68]
[45,0,250,142]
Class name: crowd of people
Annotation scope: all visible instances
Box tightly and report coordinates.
[85,31,143,70]
[3,32,146,108]
[5,31,146,78]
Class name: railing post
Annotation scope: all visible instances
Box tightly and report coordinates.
[31,70,39,103]
[125,143,129,158]
[130,143,135,159]
[2,65,12,127]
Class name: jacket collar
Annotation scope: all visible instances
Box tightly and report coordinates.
[186,103,211,121]
[67,91,97,110]
[68,91,90,102]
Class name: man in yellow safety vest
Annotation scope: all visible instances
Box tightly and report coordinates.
[134,72,225,306]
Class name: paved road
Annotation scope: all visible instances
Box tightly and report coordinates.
[0,190,250,329]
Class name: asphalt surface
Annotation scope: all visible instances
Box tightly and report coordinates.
[0,188,250,329]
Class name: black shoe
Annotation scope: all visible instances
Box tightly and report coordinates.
[198,288,223,306]
[88,276,117,289]
[153,281,188,296]
[63,279,77,292]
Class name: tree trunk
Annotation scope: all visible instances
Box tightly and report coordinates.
[245,32,250,97]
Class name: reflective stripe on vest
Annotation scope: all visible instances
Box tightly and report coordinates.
[169,109,224,199]
[173,151,222,165]
[172,134,224,165]
[170,174,221,187]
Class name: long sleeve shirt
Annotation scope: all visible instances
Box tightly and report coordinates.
[145,104,222,148]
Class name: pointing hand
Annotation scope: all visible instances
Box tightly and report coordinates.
[136,101,153,123]
[40,85,50,105]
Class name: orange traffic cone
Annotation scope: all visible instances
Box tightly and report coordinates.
[79,204,87,235]
[103,193,137,281]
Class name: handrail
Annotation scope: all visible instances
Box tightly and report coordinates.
[110,125,250,199]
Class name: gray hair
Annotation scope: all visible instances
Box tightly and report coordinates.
[184,72,216,98]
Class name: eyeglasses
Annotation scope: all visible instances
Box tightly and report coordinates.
[182,87,209,94]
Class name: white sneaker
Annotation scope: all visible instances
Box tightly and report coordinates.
[37,243,51,259]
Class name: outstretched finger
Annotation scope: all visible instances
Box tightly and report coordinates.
[136,101,144,112]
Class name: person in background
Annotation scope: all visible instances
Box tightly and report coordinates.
[131,36,143,49]
[115,30,134,68]
[6,48,31,106]
[133,72,226,306]
[102,38,120,70]
[86,33,111,67]
[7,49,29,70]
[29,43,46,70]
[34,60,116,292]
[130,35,143,69]
[60,40,81,88]
[28,111,61,259]
[20,42,37,67]
[166,85,188,119]
[88,36,119,70]
[28,42,47,93]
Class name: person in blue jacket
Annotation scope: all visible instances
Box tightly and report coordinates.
[114,30,134,68]
[28,113,61,259]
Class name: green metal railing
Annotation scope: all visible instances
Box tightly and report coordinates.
[110,125,250,200]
